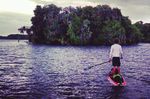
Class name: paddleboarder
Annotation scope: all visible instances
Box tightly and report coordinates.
[109,38,123,73]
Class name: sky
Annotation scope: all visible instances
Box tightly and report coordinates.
[0,0,150,36]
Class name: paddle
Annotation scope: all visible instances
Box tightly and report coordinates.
[84,61,110,71]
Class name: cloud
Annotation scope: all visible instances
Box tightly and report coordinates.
[30,0,103,7]
[30,0,150,6]
[120,5,150,23]
[30,0,49,4]
[0,0,36,15]
[0,12,32,36]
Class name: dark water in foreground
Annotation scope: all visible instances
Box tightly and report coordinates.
[0,40,149,99]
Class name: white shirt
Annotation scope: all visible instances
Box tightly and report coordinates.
[109,44,123,59]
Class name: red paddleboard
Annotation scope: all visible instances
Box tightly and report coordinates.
[108,76,126,86]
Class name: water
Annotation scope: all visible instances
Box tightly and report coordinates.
[0,40,149,99]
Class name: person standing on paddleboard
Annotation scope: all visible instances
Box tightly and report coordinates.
[109,38,123,73]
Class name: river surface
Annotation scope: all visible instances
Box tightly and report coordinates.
[0,40,149,99]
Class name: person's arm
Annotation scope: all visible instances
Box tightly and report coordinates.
[120,46,123,59]
[109,46,113,61]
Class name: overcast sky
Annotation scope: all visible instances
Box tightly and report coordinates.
[0,0,150,36]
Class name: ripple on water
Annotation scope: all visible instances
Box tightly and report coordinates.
[0,41,150,99]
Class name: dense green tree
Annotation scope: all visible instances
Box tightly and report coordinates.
[134,21,150,42]
[22,4,146,45]
[142,23,150,42]
[67,14,81,45]
[102,20,126,45]
[121,17,143,44]
[31,4,62,44]
[80,19,92,45]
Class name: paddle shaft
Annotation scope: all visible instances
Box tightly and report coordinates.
[84,61,110,70]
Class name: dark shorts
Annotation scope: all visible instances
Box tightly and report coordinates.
[112,57,120,67]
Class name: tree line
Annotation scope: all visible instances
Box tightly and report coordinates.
[19,4,150,45]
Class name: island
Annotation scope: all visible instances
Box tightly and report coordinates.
[0,34,28,40]
[18,4,150,45]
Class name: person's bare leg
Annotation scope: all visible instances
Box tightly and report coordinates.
[117,67,120,73]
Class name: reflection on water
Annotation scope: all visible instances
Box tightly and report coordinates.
[0,40,149,99]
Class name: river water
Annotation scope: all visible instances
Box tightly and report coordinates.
[0,40,149,99]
